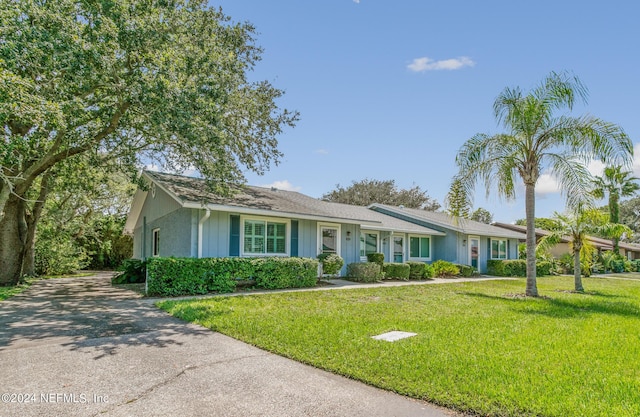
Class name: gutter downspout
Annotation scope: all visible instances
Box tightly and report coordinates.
[198,207,211,258]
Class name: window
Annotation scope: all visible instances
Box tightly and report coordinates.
[359,232,379,258]
[491,239,507,259]
[152,228,160,257]
[243,219,287,255]
[409,236,430,260]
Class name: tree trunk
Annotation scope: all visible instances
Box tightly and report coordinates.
[573,247,584,292]
[525,183,538,297]
[0,196,28,285]
[610,194,620,255]
[22,174,51,277]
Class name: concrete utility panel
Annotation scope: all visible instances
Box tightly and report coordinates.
[371,331,417,342]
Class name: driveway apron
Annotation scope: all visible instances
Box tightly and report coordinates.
[0,273,457,417]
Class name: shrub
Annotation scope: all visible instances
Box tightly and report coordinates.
[366,253,385,267]
[611,258,626,273]
[424,263,435,278]
[346,262,382,282]
[432,260,460,278]
[487,260,506,276]
[35,235,90,276]
[455,264,478,277]
[383,263,411,280]
[407,262,429,280]
[112,259,147,284]
[253,257,318,289]
[536,261,553,277]
[633,260,640,272]
[317,253,344,276]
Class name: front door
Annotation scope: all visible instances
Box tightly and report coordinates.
[320,225,340,255]
[393,236,404,263]
[469,236,480,270]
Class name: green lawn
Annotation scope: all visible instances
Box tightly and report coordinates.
[0,281,31,301]
[158,275,640,417]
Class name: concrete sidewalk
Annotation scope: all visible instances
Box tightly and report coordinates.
[0,273,462,417]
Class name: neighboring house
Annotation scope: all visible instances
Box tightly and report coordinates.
[492,222,640,260]
[124,171,446,275]
[368,204,523,273]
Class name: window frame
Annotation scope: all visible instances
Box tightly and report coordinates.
[408,235,432,261]
[152,228,160,257]
[359,230,380,261]
[491,238,508,260]
[240,216,290,257]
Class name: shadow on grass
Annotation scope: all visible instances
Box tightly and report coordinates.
[459,291,640,319]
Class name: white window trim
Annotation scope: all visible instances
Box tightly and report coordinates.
[317,223,341,257]
[468,235,480,267]
[152,228,160,257]
[240,215,290,257]
[359,230,380,261]
[491,238,508,260]
[408,234,432,261]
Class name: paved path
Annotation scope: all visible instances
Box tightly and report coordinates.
[0,273,461,417]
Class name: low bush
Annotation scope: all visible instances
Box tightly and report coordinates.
[487,259,553,277]
[146,257,318,296]
[432,260,460,278]
[611,259,626,273]
[346,262,383,282]
[366,253,385,267]
[112,259,147,284]
[383,263,411,280]
[253,257,318,290]
[317,253,344,276]
[424,263,435,278]
[455,264,478,278]
[633,260,640,272]
[407,262,430,280]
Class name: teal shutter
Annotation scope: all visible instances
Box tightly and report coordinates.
[290,220,299,257]
[507,240,511,259]
[487,238,491,259]
[229,215,240,257]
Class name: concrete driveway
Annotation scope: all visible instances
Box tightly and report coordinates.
[0,273,459,417]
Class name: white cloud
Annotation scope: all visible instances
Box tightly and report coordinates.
[314,149,329,155]
[407,56,475,72]
[353,0,360,3]
[535,173,561,195]
[634,143,640,177]
[259,180,302,192]
[587,160,605,177]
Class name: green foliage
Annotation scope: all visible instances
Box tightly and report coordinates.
[382,263,411,280]
[455,264,479,277]
[317,253,344,276]
[34,232,89,276]
[322,179,440,210]
[407,262,432,280]
[423,263,435,278]
[632,260,640,272]
[146,257,318,296]
[252,258,318,290]
[431,260,460,277]
[346,263,383,282]
[366,253,385,267]
[112,259,147,284]
[487,260,552,277]
[469,208,493,224]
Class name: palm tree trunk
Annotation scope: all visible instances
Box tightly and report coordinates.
[525,183,538,296]
[610,194,620,255]
[573,248,584,292]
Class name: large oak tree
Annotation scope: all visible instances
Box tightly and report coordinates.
[0,0,298,284]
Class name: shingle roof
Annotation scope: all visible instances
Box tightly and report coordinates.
[145,171,444,235]
[370,204,526,239]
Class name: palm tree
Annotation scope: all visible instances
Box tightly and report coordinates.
[592,166,640,253]
[452,71,633,296]
[537,209,631,292]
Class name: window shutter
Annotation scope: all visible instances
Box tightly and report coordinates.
[291,220,299,257]
[487,238,491,259]
[229,215,240,257]
[507,240,511,259]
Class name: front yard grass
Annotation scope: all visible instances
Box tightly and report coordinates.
[158,275,640,417]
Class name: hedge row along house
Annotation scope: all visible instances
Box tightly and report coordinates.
[124,171,524,274]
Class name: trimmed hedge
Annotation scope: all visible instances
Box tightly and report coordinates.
[455,264,478,278]
[487,259,553,277]
[407,262,430,280]
[346,262,383,282]
[383,263,411,280]
[146,257,318,296]
[252,257,318,290]
[366,253,385,267]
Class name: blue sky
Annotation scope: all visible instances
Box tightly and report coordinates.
[212,0,640,223]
